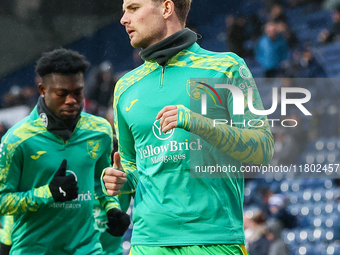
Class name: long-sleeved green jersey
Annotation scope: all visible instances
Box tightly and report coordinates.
[113,43,274,246]
[0,107,118,254]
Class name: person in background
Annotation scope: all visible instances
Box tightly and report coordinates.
[296,48,327,78]
[0,48,130,254]
[244,208,271,255]
[266,218,290,255]
[86,61,117,117]
[255,21,289,78]
[225,14,247,57]
[0,123,8,140]
[268,194,297,229]
[318,4,340,44]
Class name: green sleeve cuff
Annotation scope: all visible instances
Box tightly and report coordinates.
[176,104,191,131]
[99,195,121,213]
[34,184,55,205]
[100,168,109,196]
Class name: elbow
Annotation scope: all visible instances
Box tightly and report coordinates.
[247,131,274,165]
[260,132,275,165]
[261,150,274,166]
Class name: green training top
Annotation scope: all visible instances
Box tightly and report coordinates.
[113,43,274,246]
[0,107,118,254]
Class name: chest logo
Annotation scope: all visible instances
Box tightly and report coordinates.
[31,151,47,160]
[87,140,101,159]
[152,119,175,140]
[66,170,78,181]
[186,79,209,100]
[187,79,222,104]
[126,99,139,111]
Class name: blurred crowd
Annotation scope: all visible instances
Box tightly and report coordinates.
[225,0,339,79]
[0,1,339,255]
[244,190,297,255]
[223,0,340,171]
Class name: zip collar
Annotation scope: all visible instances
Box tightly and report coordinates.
[140,28,197,66]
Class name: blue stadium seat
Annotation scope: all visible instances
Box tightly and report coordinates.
[317,105,339,138]
[304,152,316,164]
[322,179,333,189]
[285,7,305,22]
[301,189,313,202]
[326,138,337,151]
[321,228,335,242]
[306,10,332,30]
[295,243,314,255]
[300,205,311,217]
[318,41,340,58]
[326,244,340,255]
[313,242,328,255]
[312,203,323,217]
[295,229,310,244]
[280,181,290,193]
[314,137,328,151]
[199,38,227,52]
[284,229,300,245]
[312,189,323,203]
[326,151,339,164]
[249,66,264,78]
[312,216,323,228]
[313,41,340,78]
[287,203,301,217]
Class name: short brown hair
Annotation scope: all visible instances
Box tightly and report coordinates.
[153,0,192,26]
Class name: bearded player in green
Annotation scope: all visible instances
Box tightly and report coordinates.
[102,0,274,255]
[102,0,275,254]
[0,49,130,254]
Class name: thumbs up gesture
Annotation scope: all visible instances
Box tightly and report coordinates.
[49,159,79,202]
[103,152,127,196]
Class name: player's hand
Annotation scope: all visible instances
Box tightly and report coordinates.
[106,208,131,236]
[103,152,127,196]
[156,105,178,134]
[49,159,79,202]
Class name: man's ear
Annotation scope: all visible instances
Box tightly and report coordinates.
[38,82,46,96]
[162,0,175,19]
